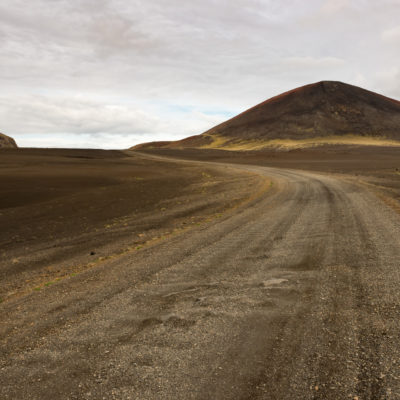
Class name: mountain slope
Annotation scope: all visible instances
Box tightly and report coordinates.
[0,133,18,149]
[133,81,400,150]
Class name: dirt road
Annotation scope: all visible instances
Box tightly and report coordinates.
[1,159,400,399]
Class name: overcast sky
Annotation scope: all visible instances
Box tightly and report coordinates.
[1,0,399,148]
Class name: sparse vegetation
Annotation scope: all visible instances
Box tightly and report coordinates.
[201,134,400,151]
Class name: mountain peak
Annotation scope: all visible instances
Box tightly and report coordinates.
[202,81,400,142]
[133,81,400,151]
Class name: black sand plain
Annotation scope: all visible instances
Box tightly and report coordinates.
[1,145,400,399]
[0,148,262,302]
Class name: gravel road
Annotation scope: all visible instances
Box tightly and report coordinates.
[1,161,400,399]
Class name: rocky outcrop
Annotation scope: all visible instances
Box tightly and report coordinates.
[0,133,18,148]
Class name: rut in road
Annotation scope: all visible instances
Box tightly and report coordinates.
[1,164,400,400]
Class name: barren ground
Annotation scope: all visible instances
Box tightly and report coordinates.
[0,148,264,302]
[140,145,400,211]
[1,146,400,399]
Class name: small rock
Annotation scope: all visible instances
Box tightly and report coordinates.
[195,297,206,303]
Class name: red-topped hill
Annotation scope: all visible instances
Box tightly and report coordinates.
[204,81,400,141]
[133,81,400,150]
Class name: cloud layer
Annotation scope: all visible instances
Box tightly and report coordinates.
[1,0,399,148]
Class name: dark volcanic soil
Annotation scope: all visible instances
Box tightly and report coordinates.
[203,81,400,141]
[134,81,400,150]
[139,145,400,210]
[1,146,400,400]
[0,148,265,301]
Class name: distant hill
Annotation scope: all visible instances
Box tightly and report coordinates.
[0,133,18,149]
[133,81,400,150]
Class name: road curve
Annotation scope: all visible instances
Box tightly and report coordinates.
[1,162,400,399]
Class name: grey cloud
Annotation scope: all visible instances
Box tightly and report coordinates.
[382,26,400,43]
[0,0,399,148]
[0,96,160,134]
[282,57,346,69]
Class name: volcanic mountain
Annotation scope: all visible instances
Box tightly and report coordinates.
[133,81,400,150]
[0,133,18,149]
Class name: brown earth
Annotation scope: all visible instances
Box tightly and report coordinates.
[202,81,400,141]
[0,133,18,148]
[133,81,400,150]
[0,148,265,302]
[139,145,400,212]
[1,146,400,399]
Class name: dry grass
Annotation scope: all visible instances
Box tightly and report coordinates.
[200,134,400,151]
[200,134,230,149]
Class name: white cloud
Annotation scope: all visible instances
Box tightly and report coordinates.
[353,72,367,87]
[320,0,350,15]
[14,133,172,150]
[283,56,346,69]
[376,67,400,99]
[0,0,399,148]
[0,96,160,135]
[382,26,400,42]
[1,95,231,148]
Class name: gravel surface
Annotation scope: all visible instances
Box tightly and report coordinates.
[0,149,260,301]
[1,160,400,399]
